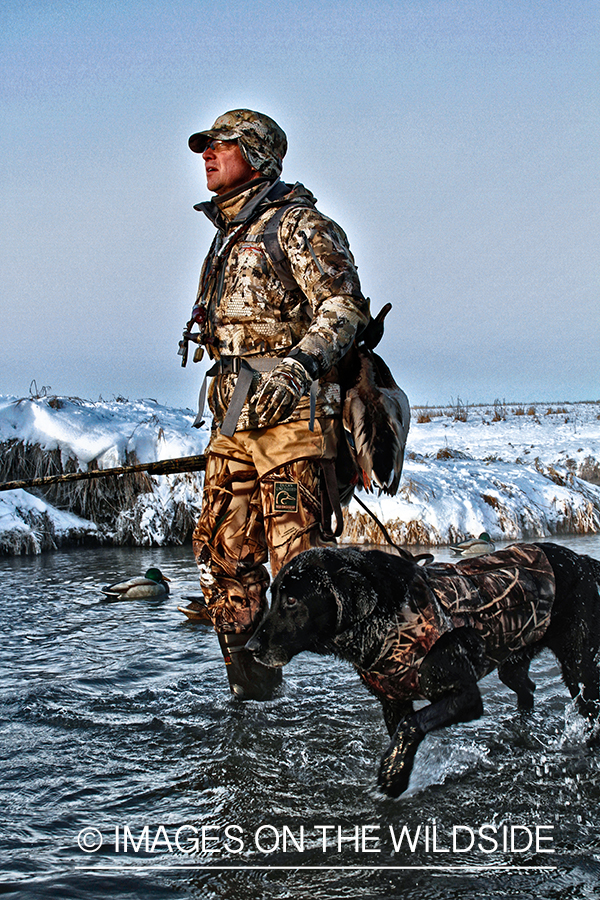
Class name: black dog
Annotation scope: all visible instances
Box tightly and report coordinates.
[247,542,600,797]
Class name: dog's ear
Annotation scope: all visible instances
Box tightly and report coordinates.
[331,569,378,630]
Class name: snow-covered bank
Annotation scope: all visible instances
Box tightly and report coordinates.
[345,401,600,546]
[0,395,209,554]
[0,488,98,555]
[1,395,599,555]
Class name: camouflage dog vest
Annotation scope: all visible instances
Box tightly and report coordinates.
[359,544,555,701]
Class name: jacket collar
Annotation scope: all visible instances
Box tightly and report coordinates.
[194,179,315,231]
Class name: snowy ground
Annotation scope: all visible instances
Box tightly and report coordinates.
[1,394,599,554]
[345,400,600,547]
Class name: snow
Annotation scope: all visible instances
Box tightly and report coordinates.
[0,487,98,554]
[347,401,600,545]
[0,395,207,467]
[1,395,599,554]
[0,395,210,554]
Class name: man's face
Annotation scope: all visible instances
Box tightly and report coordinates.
[202,140,259,195]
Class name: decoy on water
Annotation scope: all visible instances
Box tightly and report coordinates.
[101,567,171,600]
[449,532,495,557]
[177,596,212,624]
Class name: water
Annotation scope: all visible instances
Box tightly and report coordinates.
[2,535,600,899]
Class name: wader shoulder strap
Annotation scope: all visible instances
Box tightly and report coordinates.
[262,203,310,291]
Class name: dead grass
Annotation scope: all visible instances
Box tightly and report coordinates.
[413,406,445,422]
[0,439,155,526]
[412,400,599,420]
[482,494,501,509]
[0,436,202,550]
[342,513,442,546]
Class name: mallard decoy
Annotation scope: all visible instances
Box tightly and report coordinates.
[449,532,495,557]
[101,567,171,600]
[177,595,212,624]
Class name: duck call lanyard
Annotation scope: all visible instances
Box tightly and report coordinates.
[178,219,253,367]
[180,178,288,366]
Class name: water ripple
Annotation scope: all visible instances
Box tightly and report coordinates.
[1,542,600,898]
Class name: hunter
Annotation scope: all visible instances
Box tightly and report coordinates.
[181,109,369,700]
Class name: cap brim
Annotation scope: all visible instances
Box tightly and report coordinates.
[188,128,239,153]
[188,131,210,153]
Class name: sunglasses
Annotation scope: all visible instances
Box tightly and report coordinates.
[203,138,237,152]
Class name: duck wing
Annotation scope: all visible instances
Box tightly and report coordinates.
[342,348,410,496]
[100,576,161,598]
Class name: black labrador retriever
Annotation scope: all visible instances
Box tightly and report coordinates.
[247,542,600,797]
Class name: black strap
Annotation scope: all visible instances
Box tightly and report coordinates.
[351,493,434,564]
[262,204,302,291]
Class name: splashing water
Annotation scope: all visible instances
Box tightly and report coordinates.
[1,536,600,899]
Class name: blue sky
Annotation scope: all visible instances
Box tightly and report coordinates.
[1,0,598,409]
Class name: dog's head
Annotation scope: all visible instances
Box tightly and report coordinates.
[246,548,382,667]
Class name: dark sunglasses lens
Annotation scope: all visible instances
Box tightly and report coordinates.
[205,138,236,152]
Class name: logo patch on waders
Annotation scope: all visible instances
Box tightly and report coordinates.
[273,482,299,513]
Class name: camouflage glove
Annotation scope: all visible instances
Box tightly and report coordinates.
[255,358,312,427]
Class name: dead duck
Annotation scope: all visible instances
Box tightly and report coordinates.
[449,532,495,557]
[101,567,171,600]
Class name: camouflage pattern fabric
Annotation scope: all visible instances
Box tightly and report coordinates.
[192,419,338,634]
[188,109,288,180]
[359,544,555,701]
[189,162,366,636]
[194,180,369,431]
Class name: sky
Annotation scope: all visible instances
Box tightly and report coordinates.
[1,0,598,410]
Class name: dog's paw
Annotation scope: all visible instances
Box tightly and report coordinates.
[377,757,411,798]
[377,722,424,798]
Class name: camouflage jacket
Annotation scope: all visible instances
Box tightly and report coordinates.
[358,544,555,701]
[193,179,370,430]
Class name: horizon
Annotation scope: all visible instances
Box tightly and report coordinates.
[2,389,599,413]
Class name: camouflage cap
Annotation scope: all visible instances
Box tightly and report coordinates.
[188,109,287,180]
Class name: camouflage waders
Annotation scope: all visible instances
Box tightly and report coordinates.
[192,418,338,699]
